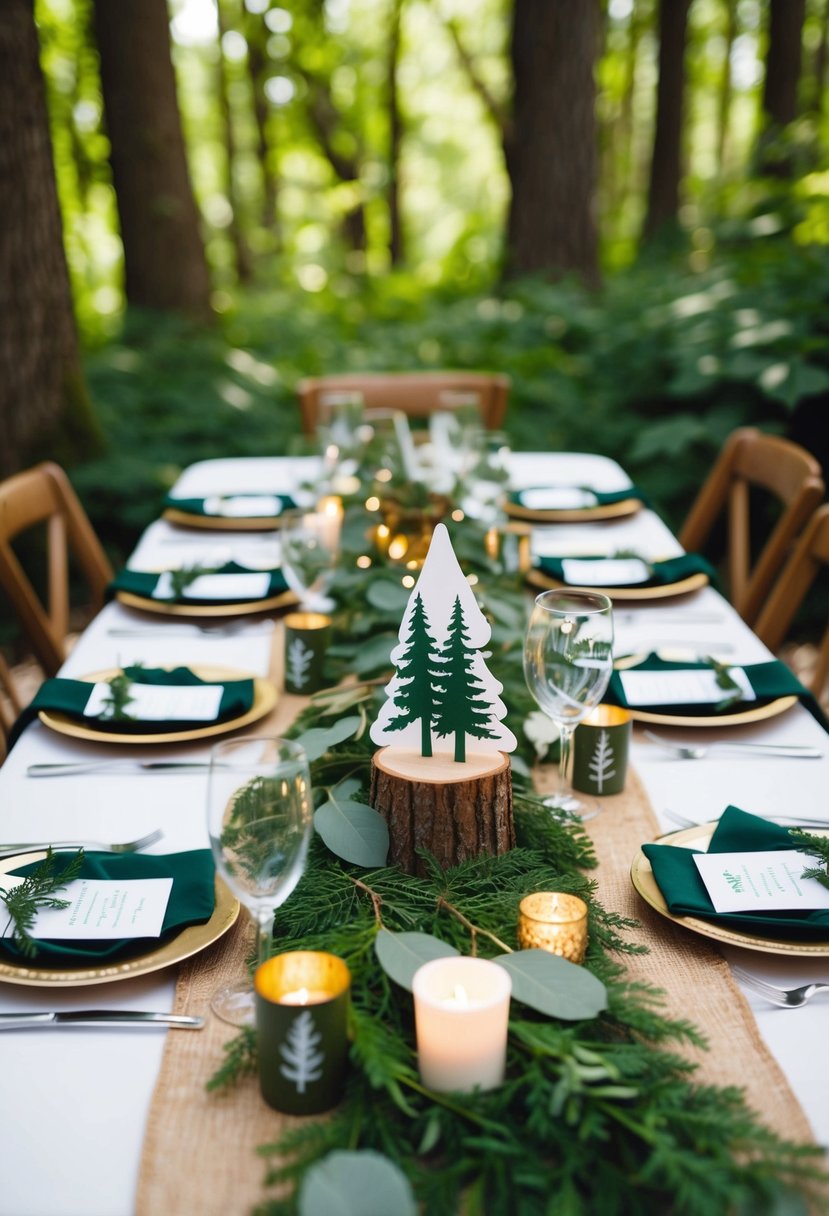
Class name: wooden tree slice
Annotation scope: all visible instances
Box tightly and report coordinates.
[370,747,514,876]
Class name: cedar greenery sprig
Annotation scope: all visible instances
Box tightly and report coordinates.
[0,848,85,957]
[706,655,744,711]
[790,828,829,891]
[169,563,219,600]
[101,671,136,720]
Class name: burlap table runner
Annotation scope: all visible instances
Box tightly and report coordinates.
[136,636,815,1213]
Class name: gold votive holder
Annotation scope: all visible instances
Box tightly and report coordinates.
[518,892,588,964]
[254,950,351,1115]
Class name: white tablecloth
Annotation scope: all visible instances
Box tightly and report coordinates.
[0,453,826,1216]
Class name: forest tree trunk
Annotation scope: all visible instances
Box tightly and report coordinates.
[92,0,212,318]
[217,0,253,283]
[642,0,691,243]
[0,0,96,478]
[504,0,600,286]
[757,0,806,175]
[387,0,405,266]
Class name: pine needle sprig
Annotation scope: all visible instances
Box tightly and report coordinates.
[1,848,85,957]
[790,827,829,890]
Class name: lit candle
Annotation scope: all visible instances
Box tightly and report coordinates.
[412,956,511,1093]
[314,496,344,552]
[254,950,351,1114]
[517,892,588,964]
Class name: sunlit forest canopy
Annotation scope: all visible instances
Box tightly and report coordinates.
[37,0,829,336]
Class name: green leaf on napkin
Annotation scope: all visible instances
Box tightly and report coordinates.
[791,829,829,891]
[100,670,136,720]
[314,787,389,867]
[493,949,608,1020]
[168,563,219,599]
[299,1150,417,1216]
[707,655,743,711]
[374,928,459,991]
[0,848,85,958]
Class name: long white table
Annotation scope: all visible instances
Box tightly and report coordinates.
[0,453,826,1216]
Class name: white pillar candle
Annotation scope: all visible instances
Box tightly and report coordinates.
[412,956,512,1093]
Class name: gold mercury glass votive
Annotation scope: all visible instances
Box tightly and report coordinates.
[518,892,589,964]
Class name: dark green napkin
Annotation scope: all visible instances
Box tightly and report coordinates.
[606,653,829,733]
[510,485,652,510]
[7,665,254,750]
[642,807,829,940]
[0,849,215,966]
[535,552,717,589]
[164,493,295,517]
[109,561,288,604]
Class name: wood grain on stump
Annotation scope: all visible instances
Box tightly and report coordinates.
[370,747,514,876]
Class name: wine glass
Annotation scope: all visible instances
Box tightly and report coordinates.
[279,505,342,613]
[207,736,313,1025]
[524,589,614,821]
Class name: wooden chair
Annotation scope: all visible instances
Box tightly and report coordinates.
[0,652,23,763]
[0,462,113,676]
[755,504,829,697]
[678,427,824,626]
[297,372,511,435]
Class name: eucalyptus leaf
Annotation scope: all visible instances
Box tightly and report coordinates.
[367,580,412,614]
[353,634,397,676]
[314,796,389,867]
[294,715,362,762]
[493,949,608,1020]
[299,1150,416,1216]
[374,928,459,991]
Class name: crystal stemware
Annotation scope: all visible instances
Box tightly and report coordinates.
[207,736,313,1025]
[523,589,614,820]
[279,505,342,613]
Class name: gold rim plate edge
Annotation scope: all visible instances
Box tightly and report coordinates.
[115,588,296,618]
[631,822,829,956]
[38,664,278,745]
[0,862,240,987]
[526,568,709,601]
[505,497,642,523]
[163,507,284,531]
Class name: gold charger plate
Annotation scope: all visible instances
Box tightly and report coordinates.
[631,822,829,956]
[115,587,296,618]
[505,496,642,524]
[163,507,284,531]
[0,857,240,987]
[38,664,278,745]
[526,566,709,601]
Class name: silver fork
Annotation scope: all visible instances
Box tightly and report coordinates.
[644,729,823,760]
[0,828,164,859]
[731,965,829,1009]
[107,624,269,637]
[663,808,829,830]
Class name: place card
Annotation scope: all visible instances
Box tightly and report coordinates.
[521,488,598,510]
[0,877,173,939]
[153,571,271,601]
[618,667,756,706]
[693,850,829,914]
[203,494,282,517]
[562,557,651,586]
[83,682,225,722]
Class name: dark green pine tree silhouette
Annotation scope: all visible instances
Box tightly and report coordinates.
[385,592,444,757]
[433,595,498,762]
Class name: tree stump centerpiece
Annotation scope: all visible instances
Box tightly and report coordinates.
[369,523,517,876]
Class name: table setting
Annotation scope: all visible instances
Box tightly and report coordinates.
[0,437,828,1216]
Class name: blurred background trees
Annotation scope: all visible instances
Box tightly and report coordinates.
[1,0,828,553]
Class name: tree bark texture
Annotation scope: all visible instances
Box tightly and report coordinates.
[642,0,691,243]
[0,0,90,477]
[505,0,600,285]
[92,0,212,317]
[216,0,252,283]
[370,750,515,877]
[387,0,405,266]
[762,0,806,128]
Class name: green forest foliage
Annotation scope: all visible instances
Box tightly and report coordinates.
[30,0,829,568]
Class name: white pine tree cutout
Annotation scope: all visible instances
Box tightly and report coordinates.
[279,1010,325,1093]
[370,523,516,759]
[588,729,616,793]
[287,637,314,688]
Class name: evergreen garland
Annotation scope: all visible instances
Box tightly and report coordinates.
[210,509,826,1214]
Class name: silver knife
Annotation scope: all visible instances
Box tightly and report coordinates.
[27,762,211,778]
[0,1010,204,1029]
